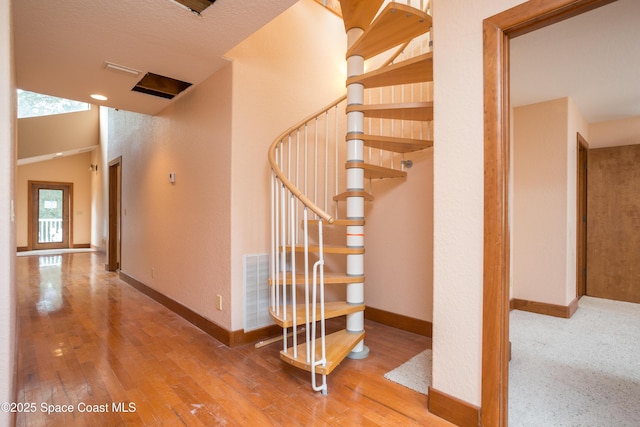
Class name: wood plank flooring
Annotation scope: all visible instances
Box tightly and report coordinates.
[15,252,451,426]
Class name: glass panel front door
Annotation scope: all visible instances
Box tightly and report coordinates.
[30,182,71,250]
[38,189,64,244]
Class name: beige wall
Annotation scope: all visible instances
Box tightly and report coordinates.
[226,0,348,329]
[432,0,527,407]
[589,115,640,148]
[90,106,109,251]
[106,63,234,328]
[16,152,94,248]
[366,148,434,321]
[18,105,99,160]
[512,97,587,306]
[0,0,16,422]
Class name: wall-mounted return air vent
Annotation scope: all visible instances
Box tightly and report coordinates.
[170,0,216,14]
[132,72,192,100]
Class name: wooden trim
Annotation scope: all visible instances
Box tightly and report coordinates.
[512,297,579,319]
[118,271,280,347]
[72,243,91,249]
[365,306,432,338]
[16,246,28,252]
[482,1,617,425]
[428,387,481,427]
[28,181,74,250]
[107,157,122,271]
[577,133,589,298]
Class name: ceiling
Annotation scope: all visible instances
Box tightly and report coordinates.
[510,0,640,124]
[13,0,639,122]
[13,0,297,115]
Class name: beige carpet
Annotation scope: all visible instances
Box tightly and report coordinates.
[383,297,640,426]
[383,349,431,395]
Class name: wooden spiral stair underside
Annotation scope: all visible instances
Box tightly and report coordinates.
[271,0,433,379]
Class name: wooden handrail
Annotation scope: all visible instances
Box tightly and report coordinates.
[268,95,347,224]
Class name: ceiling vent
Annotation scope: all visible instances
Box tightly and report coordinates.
[170,0,216,14]
[132,72,192,100]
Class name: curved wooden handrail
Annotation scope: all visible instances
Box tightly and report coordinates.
[268,95,347,224]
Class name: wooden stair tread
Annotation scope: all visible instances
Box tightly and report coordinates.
[346,161,407,179]
[270,301,365,328]
[280,329,366,375]
[347,52,433,88]
[347,133,433,153]
[347,102,433,121]
[308,219,365,226]
[333,190,374,202]
[270,272,365,286]
[338,0,384,32]
[287,245,364,254]
[346,4,431,60]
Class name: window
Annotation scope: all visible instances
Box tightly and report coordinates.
[17,89,90,119]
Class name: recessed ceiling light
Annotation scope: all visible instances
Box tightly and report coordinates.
[90,94,108,101]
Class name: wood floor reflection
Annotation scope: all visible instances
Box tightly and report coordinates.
[15,252,447,426]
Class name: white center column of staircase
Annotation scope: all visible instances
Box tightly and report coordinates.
[345,26,369,360]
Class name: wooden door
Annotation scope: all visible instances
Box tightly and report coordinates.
[29,181,72,250]
[107,157,122,271]
[576,134,588,297]
[586,144,640,303]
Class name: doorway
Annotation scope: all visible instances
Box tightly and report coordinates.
[482,1,618,425]
[577,134,588,298]
[29,181,73,250]
[107,157,122,271]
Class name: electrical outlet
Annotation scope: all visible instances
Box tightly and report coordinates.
[216,295,223,311]
[151,268,155,278]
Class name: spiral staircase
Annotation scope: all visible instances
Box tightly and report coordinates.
[268,0,433,393]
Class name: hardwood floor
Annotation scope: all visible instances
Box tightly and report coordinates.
[14,252,450,426]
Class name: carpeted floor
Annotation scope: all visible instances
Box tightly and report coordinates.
[384,349,432,395]
[509,296,640,427]
[384,296,640,426]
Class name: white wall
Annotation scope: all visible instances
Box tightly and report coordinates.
[0,0,16,423]
[432,0,527,406]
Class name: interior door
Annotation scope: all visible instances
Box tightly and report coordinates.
[586,144,640,303]
[29,181,72,250]
[576,134,588,297]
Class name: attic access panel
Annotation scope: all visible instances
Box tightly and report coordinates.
[172,0,216,14]
[132,72,192,100]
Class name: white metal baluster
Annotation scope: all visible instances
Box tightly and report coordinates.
[314,118,318,216]
[334,104,339,218]
[325,111,329,212]
[274,146,280,316]
[280,182,287,351]
[304,124,308,199]
[290,195,297,358]
[311,219,327,394]
[296,130,300,245]
[303,208,311,361]
[270,170,276,312]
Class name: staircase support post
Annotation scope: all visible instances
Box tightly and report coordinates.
[345,27,369,359]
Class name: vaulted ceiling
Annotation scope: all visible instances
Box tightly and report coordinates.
[13,0,297,115]
[13,0,640,123]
